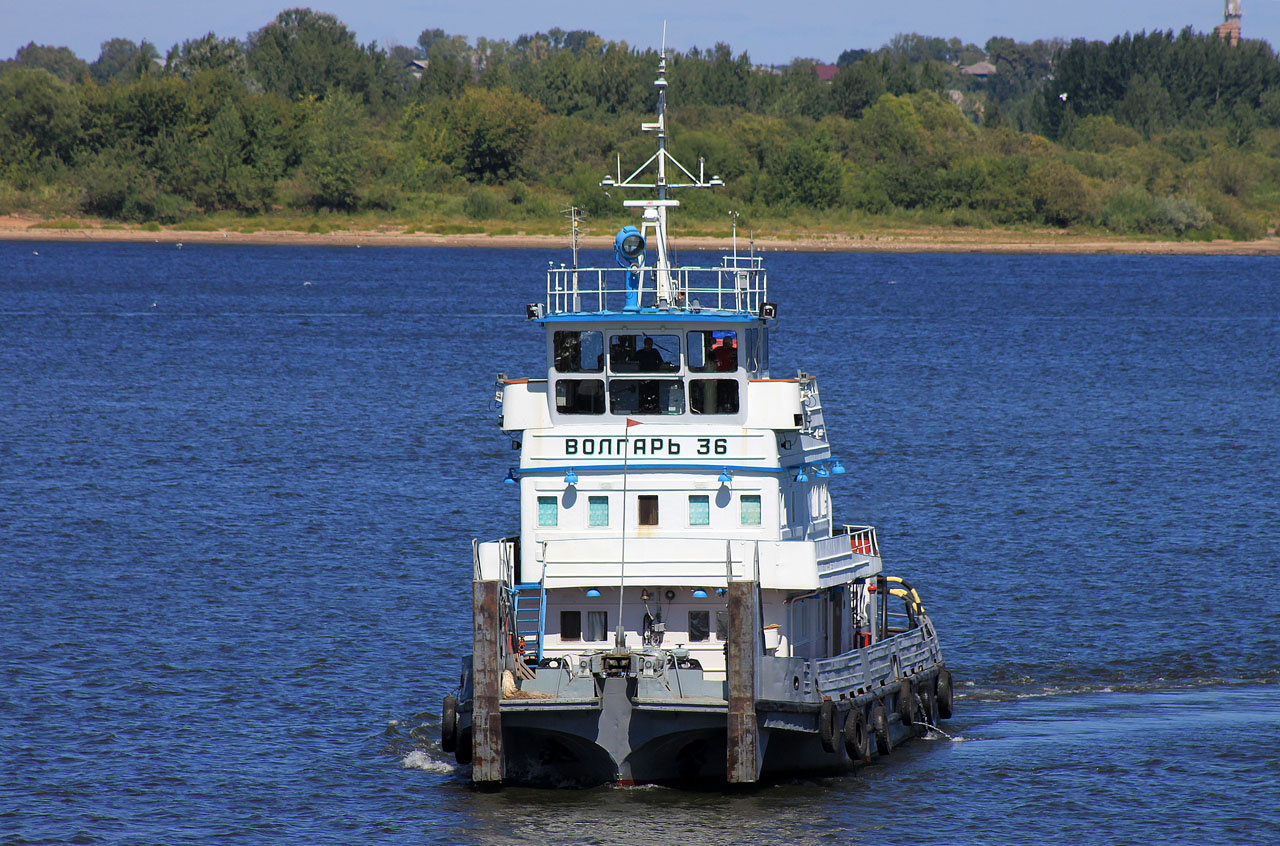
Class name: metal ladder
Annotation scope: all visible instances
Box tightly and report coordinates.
[513,582,545,663]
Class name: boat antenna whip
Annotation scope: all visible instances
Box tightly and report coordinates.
[616,418,642,647]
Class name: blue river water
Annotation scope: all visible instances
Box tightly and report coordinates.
[1,241,1277,845]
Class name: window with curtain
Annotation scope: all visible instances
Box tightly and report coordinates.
[741,494,762,525]
[689,494,710,526]
[586,611,608,642]
[537,496,557,527]
[688,610,710,642]
[588,495,609,527]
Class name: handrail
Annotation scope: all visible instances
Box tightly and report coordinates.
[545,258,767,316]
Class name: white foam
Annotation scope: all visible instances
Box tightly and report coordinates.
[401,750,455,773]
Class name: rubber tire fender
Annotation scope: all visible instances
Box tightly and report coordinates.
[441,695,458,753]
[871,700,891,756]
[454,726,473,766]
[936,668,954,719]
[818,699,838,753]
[898,677,915,726]
[843,707,871,763]
[921,685,936,726]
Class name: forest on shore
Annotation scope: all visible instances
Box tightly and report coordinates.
[3,8,1280,240]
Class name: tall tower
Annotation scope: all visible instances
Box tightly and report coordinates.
[1215,0,1242,46]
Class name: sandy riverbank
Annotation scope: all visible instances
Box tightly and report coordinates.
[3,216,1278,255]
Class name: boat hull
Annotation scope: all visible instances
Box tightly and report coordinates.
[452,652,948,787]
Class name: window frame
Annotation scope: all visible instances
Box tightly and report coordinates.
[588,495,610,527]
[688,494,710,526]
[637,494,659,526]
[537,495,558,527]
[560,610,582,641]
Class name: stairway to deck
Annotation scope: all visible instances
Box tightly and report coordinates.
[513,582,545,664]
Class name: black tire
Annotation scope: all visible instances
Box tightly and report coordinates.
[843,707,871,763]
[454,727,472,765]
[441,696,458,753]
[936,668,954,719]
[818,699,838,753]
[898,678,914,726]
[921,685,936,726]
[871,700,891,756]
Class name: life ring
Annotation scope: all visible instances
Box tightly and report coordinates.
[818,699,838,753]
[454,726,473,765]
[441,695,458,753]
[898,677,914,726]
[936,667,954,719]
[870,700,891,756]
[843,707,870,763]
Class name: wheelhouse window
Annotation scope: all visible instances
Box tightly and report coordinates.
[560,610,582,641]
[687,330,738,372]
[609,379,685,415]
[586,611,609,642]
[554,330,603,373]
[741,494,762,526]
[638,495,659,526]
[689,495,710,526]
[555,379,605,415]
[588,495,609,527]
[688,610,710,642]
[609,334,680,373]
[537,496,558,527]
[689,379,739,414]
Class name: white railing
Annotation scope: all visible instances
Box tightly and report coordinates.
[545,255,767,315]
[838,525,880,558]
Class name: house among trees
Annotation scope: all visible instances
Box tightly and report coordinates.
[812,62,839,82]
[960,60,996,79]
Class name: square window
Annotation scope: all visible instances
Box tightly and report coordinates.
[688,610,710,642]
[586,611,608,642]
[537,495,558,527]
[638,495,659,526]
[716,610,729,641]
[741,494,762,525]
[689,494,710,526]
[560,610,581,641]
[588,495,609,527]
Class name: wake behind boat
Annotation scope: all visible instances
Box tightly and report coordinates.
[439,49,953,787]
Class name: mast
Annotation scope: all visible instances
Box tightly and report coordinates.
[601,48,723,307]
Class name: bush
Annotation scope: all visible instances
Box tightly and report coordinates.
[1101,187,1212,235]
[462,187,502,220]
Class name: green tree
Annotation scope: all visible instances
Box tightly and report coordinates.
[247,8,397,108]
[300,89,368,209]
[90,38,158,83]
[419,86,544,181]
[831,60,885,119]
[766,138,844,208]
[11,43,87,82]
[0,69,82,182]
[165,33,248,82]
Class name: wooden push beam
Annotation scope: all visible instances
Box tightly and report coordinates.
[472,579,503,784]
[726,578,761,784]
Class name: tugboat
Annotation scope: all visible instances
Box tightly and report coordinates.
[439,50,953,787]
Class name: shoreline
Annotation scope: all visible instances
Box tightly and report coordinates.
[3,219,1279,255]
